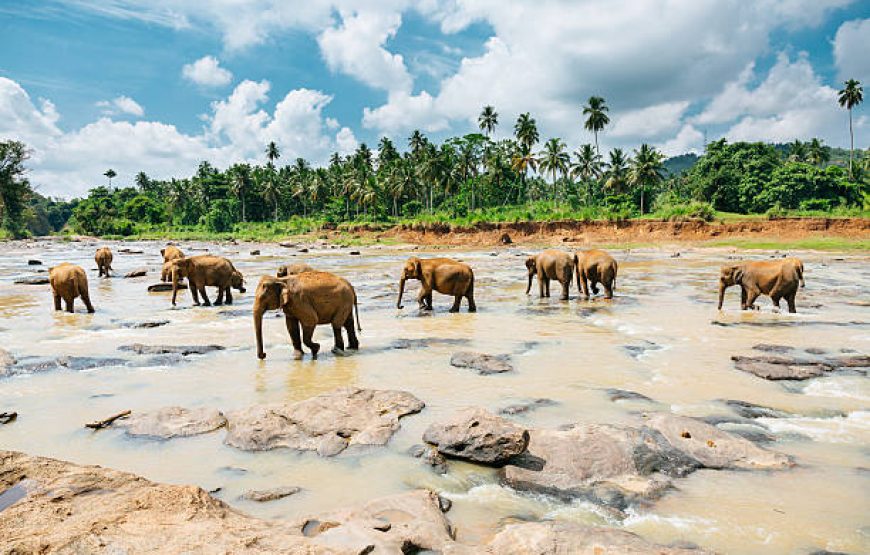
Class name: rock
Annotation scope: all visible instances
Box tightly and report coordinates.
[450,352,514,375]
[391,337,469,350]
[605,389,653,402]
[805,347,827,355]
[224,388,424,455]
[349,251,361,255]
[829,355,870,368]
[0,348,16,369]
[118,248,144,254]
[279,241,296,248]
[622,341,663,359]
[124,267,148,278]
[408,444,448,474]
[119,344,225,356]
[299,248,309,253]
[27,259,42,265]
[250,249,261,255]
[423,408,529,464]
[14,276,50,285]
[241,486,301,502]
[121,320,170,329]
[646,413,792,470]
[724,400,792,419]
[501,424,677,509]
[500,233,512,244]
[0,450,460,553]
[486,522,711,554]
[753,343,794,353]
[2,356,128,378]
[119,407,227,439]
[500,398,557,415]
[148,282,188,292]
[731,355,833,380]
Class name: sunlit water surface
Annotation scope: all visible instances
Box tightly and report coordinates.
[0,239,868,554]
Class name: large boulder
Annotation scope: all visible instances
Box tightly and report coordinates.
[645,413,792,470]
[119,407,227,439]
[423,408,529,464]
[224,388,425,456]
[450,352,514,375]
[485,522,711,554]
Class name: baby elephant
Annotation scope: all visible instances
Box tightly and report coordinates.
[575,250,618,299]
[397,257,476,313]
[50,263,95,313]
[718,258,804,313]
[277,263,314,277]
[170,255,245,307]
[526,250,574,300]
[160,245,184,282]
[95,247,113,278]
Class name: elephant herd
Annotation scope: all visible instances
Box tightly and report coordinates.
[43,245,807,359]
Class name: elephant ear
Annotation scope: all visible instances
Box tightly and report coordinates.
[525,257,536,271]
[280,278,303,308]
[732,266,745,285]
[160,248,165,257]
[414,258,422,277]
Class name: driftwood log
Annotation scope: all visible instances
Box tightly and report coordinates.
[85,410,131,430]
[0,411,17,424]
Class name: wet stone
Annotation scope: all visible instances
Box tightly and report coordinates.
[724,400,792,419]
[119,344,225,356]
[450,351,514,375]
[391,337,469,350]
[423,408,529,464]
[120,320,170,329]
[124,268,148,278]
[408,444,448,474]
[14,276,50,285]
[606,389,653,402]
[120,407,227,439]
[2,356,128,378]
[147,282,188,292]
[731,355,834,380]
[753,344,795,353]
[622,341,664,359]
[500,398,558,415]
[241,486,301,502]
[27,260,42,266]
[249,250,260,255]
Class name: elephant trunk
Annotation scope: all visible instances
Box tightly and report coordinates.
[717,283,726,310]
[525,271,533,295]
[397,277,406,309]
[254,300,267,359]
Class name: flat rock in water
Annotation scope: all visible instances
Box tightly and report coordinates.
[118,248,144,254]
[27,260,42,266]
[124,268,148,278]
[753,344,795,353]
[120,407,227,439]
[724,400,792,419]
[147,282,187,292]
[500,398,557,415]
[646,413,792,470]
[120,320,170,329]
[487,522,711,554]
[423,408,529,464]
[450,351,514,374]
[408,444,448,474]
[2,356,127,378]
[606,389,653,402]
[14,276,50,285]
[731,355,833,380]
[241,486,301,502]
[119,344,225,356]
[249,250,260,255]
[224,387,424,455]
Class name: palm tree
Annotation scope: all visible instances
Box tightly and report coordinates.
[377,136,399,169]
[628,144,665,215]
[838,79,863,179]
[510,143,538,203]
[514,113,539,150]
[103,169,117,187]
[457,139,480,210]
[787,140,807,163]
[387,158,414,217]
[265,141,280,168]
[582,96,610,155]
[571,144,603,205]
[229,164,251,222]
[538,138,570,205]
[478,105,498,137]
[603,148,629,194]
[409,130,428,158]
[290,157,311,216]
[806,138,830,167]
[257,169,280,221]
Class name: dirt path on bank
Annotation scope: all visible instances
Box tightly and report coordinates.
[337,217,869,247]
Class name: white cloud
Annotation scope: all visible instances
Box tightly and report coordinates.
[182,55,233,87]
[833,18,870,81]
[317,9,412,94]
[0,77,354,197]
[659,125,705,156]
[96,95,145,117]
[610,101,690,139]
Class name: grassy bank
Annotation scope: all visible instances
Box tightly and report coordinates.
[704,236,870,251]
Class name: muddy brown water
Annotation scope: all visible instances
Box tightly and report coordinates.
[0,239,868,553]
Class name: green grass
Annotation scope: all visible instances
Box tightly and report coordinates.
[0,229,11,240]
[705,237,870,251]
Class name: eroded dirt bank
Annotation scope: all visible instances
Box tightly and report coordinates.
[345,217,870,246]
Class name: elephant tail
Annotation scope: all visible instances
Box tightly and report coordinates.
[353,289,362,332]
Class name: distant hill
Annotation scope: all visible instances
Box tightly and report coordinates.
[663,153,698,176]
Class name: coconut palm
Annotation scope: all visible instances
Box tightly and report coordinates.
[387,158,414,217]
[603,148,629,194]
[409,130,428,158]
[257,169,281,221]
[103,169,117,187]
[514,113,539,150]
[265,141,280,169]
[538,138,570,205]
[582,96,610,155]
[787,140,807,163]
[510,143,538,203]
[571,144,603,205]
[628,144,665,215]
[838,79,864,179]
[806,138,830,167]
[456,139,480,209]
[229,164,251,222]
[377,136,399,169]
[478,105,498,137]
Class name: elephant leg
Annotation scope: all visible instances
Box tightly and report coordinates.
[215,287,225,306]
[190,285,201,306]
[344,316,359,350]
[81,291,95,313]
[544,276,551,298]
[449,295,462,313]
[225,287,233,305]
[591,278,600,295]
[603,279,613,299]
[744,288,761,310]
[302,325,320,359]
[466,291,477,313]
[53,294,61,311]
[538,271,546,298]
[331,324,346,355]
[771,294,781,311]
[64,296,74,313]
[199,287,211,306]
[559,278,570,301]
[580,272,590,299]
[786,292,797,313]
[740,287,747,309]
[285,315,304,359]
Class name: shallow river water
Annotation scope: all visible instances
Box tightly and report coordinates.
[0,239,868,554]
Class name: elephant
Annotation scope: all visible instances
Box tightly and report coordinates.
[718,258,805,313]
[49,263,95,313]
[95,247,113,278]
[277,262,314,277]
[160,245,185,282]
[170,255,246,307]
[525,250,575,300]
[575,250,618,299]
[397,257,476,313]
[253,272,361,360]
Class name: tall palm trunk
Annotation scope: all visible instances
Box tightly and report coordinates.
[241,195,246,222]
[848,107,854,179]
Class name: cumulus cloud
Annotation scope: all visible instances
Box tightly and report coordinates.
[182,55,233,87]
[610,101,690,139]
[0,77,354,197]
[833,18,870,81]
[96,95,145,117]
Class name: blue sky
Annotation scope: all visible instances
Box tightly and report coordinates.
[0,1,867,197]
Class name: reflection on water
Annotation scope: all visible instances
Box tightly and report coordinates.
[0,239,868,553]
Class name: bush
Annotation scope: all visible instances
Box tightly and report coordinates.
[202,199,236,233]
[402,200,423,217]
[799,198,833,212]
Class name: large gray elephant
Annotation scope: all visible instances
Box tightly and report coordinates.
[575,250,618,299]
[718,258,804,312]
[525,250,575,300]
